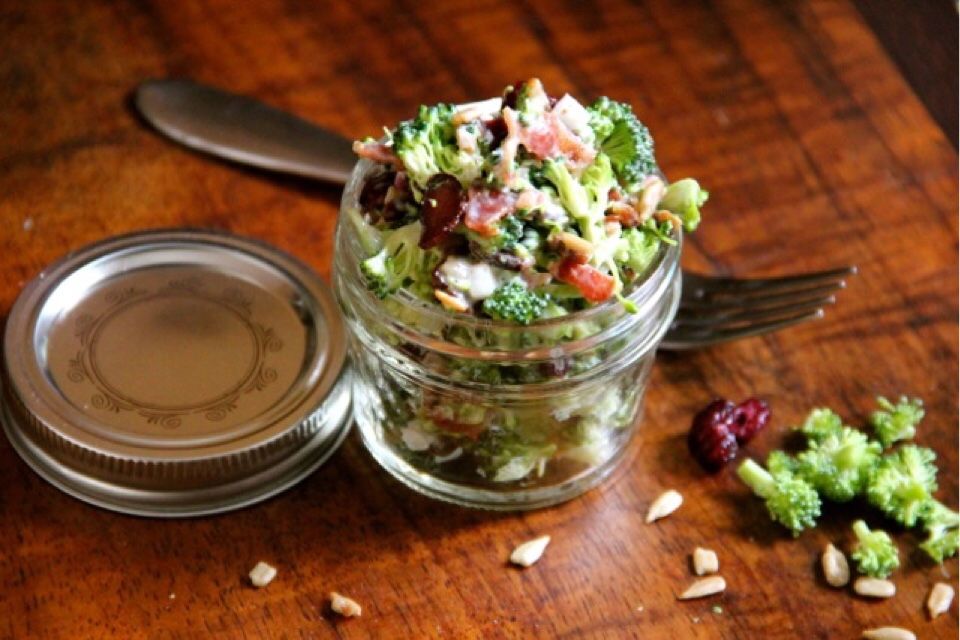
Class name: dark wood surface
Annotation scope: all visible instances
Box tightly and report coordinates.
[1,1,957,638]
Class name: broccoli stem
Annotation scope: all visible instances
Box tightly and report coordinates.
[852,519,871,542]
[737,459,774,497]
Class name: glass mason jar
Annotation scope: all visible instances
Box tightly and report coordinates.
[333,159,682,510]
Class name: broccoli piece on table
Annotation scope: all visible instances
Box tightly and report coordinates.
[919,500,959,563]
[850,519,900,578]
[360,222,436,299]
[798,407,844,443]
[766,450,799,476]
[870,396,924,448]
[481,280,550,325]
[866,444,938,527]
[659,178,709,232]
[796,426,882,502]
[586,97,656,186]
[736,458,821,537]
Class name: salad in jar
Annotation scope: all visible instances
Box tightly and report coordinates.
[339,78,708,493]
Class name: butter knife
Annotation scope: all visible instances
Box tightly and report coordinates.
[135,79,356,183]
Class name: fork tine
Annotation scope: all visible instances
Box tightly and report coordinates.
[685,266,856,297]
[680,281,844,311]
[673,294,835,328]
[661,308,825,350]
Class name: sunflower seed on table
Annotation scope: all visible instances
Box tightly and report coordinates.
[330,592,362,617]
[646,490,683,523]
[860,627,915,640]
[821,543,850,587]
[678,576,726,600]
[692,547,719,575]
[248,561,277,588]
[853,577,896,599]
[510,535,551,568]
[926,582,954,619]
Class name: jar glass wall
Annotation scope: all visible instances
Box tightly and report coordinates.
[333,160,682,510]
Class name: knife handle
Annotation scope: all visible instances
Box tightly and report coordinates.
[135,79,356,184]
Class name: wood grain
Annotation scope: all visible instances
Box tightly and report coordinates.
[0,1,956,638]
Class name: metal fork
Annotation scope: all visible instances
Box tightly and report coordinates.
[661,266,857,350]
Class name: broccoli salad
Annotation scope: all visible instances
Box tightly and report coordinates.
[352,78,707,322]
[345,79,705,488]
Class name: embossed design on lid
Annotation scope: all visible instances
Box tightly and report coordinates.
[1,229,351,517]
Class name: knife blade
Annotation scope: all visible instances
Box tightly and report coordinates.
[135,79,356,184]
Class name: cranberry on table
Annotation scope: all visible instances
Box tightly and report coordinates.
[687,397,771,473]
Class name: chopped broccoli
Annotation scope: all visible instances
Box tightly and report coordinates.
[659,178,709,232]
[866,445,938,527]
[870,396,924,448]
[392,104,482,192]
[767,450,799,476]
[736,458,821,536]
[586,97,656,186]
[615,226,660,280]
[360,222,438,299]
[542,159,596,241]
[919,500,959,563]
[467,216,525,256]
[798,407,844,443]
[796,426,882,502]
[481,280,550,325]
[850,520,899,578]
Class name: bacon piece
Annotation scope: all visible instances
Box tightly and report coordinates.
[519,118,558,158]
[555,258,616,303]
[549,112,596,170]
[352,140,402,168]
[419,174,465,249]
[463,188,517,237]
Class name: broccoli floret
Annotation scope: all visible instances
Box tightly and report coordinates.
[850,520,900,578]
[798,407,844,443]
[659,178,709,232]
[919,500,959,563]
[542,159,593,232]
[360,222,438,299]
[736,458,821,536]
[481,280,550,325]
[796,426,882,502]
[614,226,660,280]
[586,97,656,186]
[392,104,481,193]
[767,450,800,476]
[866,445,938,527]
[870,396,924,448]
[468,216,525,256]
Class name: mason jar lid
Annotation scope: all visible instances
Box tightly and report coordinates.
[1,229,351,517]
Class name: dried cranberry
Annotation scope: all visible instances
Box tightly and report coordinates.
[687,399,739,473]
[502,81,525,109]
[358,170,396,217]
[419,174,464,249]
[483,116,508,149]
[729,398,771,444]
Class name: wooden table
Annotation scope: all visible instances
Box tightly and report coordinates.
[1,1,956,638]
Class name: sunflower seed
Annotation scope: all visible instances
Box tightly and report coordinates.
[861,627,915,640]
[853,577,896,599]
[678,575,726,600]
[692,547,719,575]
[821,543,850,587]
[646,490,683,524]
[248,561,277,588]
[510,535,551,568]
[330,592,362,617]
[927,582,954,619]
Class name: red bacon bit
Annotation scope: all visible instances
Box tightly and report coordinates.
[463,188,517,237]
[519,119,558,158]
[419,174,464,249]
[556,258,616,303]
[352,140,402,168]
[549,112,596,169]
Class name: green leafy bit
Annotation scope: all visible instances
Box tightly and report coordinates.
[586,97,656,186]
[481,280,550,325]
[870,396,924,448]
[867,445,938,527]
[919,500,959,562]
[659,178,709,232]
[360,222,438,299]
[798,407,845,443]
[736,458,821,536]
[392,104,482,192]
[796,426,882,502]
[766,450,799,476]
[850,520,899,578]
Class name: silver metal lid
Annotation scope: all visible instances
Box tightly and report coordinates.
[2,229,350,517]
